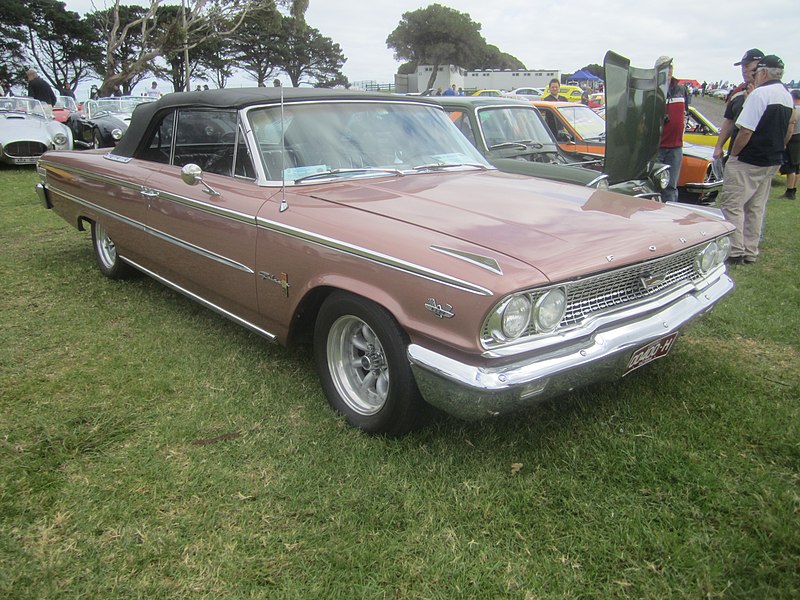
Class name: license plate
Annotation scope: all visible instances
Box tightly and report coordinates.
[624,332,679,376]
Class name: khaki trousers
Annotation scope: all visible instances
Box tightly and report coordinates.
[720,157,778,261]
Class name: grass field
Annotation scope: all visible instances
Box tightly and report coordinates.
[1,166,798,598]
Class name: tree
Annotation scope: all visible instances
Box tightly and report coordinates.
[86,4,151,95]
[579,64,604,79]
[0,0,29,85]
[93,0,269,96]
[473,44,525,71]
[1,0,99,93]
[275,17,347,88]
[230,2,284,86]
[386,4,485,90]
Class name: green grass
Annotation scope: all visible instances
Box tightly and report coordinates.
[1,166,798,598]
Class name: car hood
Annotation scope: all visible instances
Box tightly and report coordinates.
[1,113,56,142]
[682,142,714,160]
[603,51,670,184]
[303,170,731,283]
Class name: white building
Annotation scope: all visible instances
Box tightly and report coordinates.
[394,64,561,94]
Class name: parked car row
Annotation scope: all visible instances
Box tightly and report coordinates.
[35,85,735,434]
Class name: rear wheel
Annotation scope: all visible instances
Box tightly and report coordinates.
[91,221,131,279]
[313,292,430,435]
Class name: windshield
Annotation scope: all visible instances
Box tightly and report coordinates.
[55,96,78,110]
[557,105,606,140]
[477,106,556,149]
[86,97,155,118]
[246,101,490,182]
[0,97,46,117]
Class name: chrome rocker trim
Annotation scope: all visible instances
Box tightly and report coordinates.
[408,273,733,420]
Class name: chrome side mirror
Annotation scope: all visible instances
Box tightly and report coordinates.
[180,163,219,196]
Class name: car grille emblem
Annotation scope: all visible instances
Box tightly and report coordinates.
[425,298,454,319]
[640,272,666,291]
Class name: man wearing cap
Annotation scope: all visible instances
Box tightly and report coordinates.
[657,57,689,202]
[720,55,794,264]
[713,49,765,162]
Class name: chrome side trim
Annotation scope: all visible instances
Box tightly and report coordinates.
[146,225,255,274]
[39,159,145,193]
[45,183,252,274]
[47,183,147,232]
[256,216,493,296]
[121,257,277,341]
[154,190,256,225]
[430,245,503,275]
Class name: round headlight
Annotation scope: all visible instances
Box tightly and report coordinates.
[655,167,670,190]
[53,132,67,146]
[501,295,532,339]
[716,237,731,265]
[111,128,123,141]
[588,174,609,190]
[533,288,567,332]
[696,242,719,273]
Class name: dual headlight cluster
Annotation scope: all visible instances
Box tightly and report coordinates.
[696,236,731,273]
[484,287,567,345]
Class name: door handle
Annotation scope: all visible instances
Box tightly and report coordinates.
[141,188,159,198]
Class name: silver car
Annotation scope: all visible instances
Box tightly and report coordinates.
[1,97,73,165]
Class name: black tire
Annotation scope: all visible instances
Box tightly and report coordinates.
[313,291,430,435]
[92,129,103,149]
[91,221,131,279]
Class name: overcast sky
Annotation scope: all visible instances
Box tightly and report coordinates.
[63,0,799,89]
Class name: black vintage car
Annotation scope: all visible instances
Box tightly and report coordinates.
[67,96,156,149]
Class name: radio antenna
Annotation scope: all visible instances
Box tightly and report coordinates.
[279,84,288,212]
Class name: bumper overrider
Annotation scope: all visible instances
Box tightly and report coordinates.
[408,273,733,420]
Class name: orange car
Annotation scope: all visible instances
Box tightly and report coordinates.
[533,100,722,202]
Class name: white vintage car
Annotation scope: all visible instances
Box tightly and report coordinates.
[1,97,73,165]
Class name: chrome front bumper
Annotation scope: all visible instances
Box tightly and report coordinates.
[408,274,734,420]
[684,179,723,194]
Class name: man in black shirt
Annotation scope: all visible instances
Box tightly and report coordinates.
[26,69,56,113]
[720,55,793,264]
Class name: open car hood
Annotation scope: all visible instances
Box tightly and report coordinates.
[603,51,670,184]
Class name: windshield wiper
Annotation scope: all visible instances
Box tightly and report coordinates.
[488,140,545,150]
[410,162,488,172]
[294,167,404,183]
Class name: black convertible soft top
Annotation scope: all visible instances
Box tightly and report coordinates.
[112,87,429,158]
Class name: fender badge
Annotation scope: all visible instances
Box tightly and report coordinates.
[425,298,454,319]
[259,271,290,297]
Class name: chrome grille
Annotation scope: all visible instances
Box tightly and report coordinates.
[559,248,700,328]
[482,243,711,347]
[5,141,48,158]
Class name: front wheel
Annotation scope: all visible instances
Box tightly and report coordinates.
[91,221,131,279]
[92,129,104,149]
[313,292,430,435]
